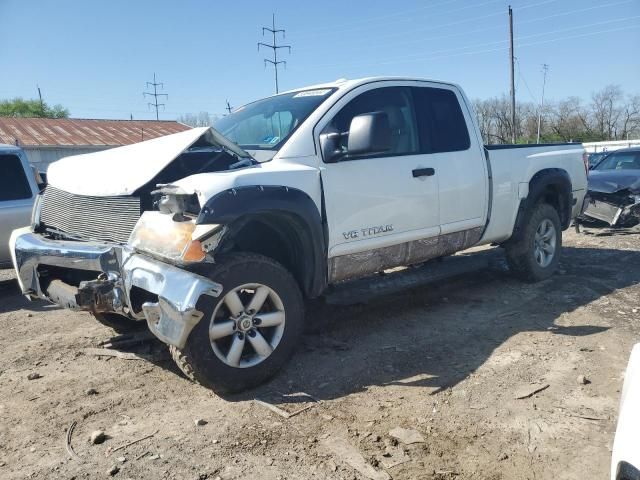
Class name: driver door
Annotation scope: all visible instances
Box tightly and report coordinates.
[317,83,440,281]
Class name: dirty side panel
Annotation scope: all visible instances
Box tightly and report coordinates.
[328,227,483,283]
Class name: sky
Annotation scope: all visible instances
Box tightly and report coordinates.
[1,0,638,120]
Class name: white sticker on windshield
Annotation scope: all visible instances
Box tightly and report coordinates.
[293,89,332,98]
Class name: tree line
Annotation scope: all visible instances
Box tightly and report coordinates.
[0,98,69,118]
[474,85,640,144]
[2,84,639,146]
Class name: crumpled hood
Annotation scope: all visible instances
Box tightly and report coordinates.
[588,169,640,194]
[46,127,252,196]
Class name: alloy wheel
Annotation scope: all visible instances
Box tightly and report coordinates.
[533,218,557,268]
[209,283,286,368]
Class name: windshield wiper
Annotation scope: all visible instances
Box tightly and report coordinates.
[229,158,257,169]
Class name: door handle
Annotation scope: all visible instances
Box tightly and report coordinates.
[412,167,435,178]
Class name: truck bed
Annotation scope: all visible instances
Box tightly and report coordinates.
[479,142,587,245]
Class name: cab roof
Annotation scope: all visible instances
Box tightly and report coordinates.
[278,76,458,95]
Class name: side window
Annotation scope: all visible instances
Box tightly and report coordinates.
[412,87,470,153]
[329,87,419,157]
[0,154,32,201]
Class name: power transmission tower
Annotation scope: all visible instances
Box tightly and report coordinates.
[508,5,516,144]
[226,100,233,114]
[536,64,549,144]
[143,73,168,120]
[258,14,291,94]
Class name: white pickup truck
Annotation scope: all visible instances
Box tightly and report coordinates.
[11,77,588,392]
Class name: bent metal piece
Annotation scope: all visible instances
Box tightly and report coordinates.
[122,253,222,348]
[10,227,222,349]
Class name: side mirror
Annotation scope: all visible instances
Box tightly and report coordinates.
[319,129,343,163]
[347,111,391,156]
[31,165,46,190]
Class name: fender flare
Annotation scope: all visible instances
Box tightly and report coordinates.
[196,185,327,298]
[510,168,573,241]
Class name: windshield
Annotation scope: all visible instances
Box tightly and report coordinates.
[594,151,640,170]
[213,88,337,152]
[588,152,607,168]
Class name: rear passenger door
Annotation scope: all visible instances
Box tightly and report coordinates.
[411,85,488,234]
[0,152,37,266]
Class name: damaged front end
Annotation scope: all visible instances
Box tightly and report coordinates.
[9,127,257,348]
[582,189,640,227]
[10,182,228,349]
[11,225,222,348]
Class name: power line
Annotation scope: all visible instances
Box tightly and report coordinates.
[300,16,639,71]
[295,0,557,46]
[258,14,291,94]
[537,64,549,144]
[516,58,538,104]
[143,73,168,120]
[293,0,559,40]
[292,0,492,39]
[518,0,632,26]
[293,0,631,61]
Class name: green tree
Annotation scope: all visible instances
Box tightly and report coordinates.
[0,97,69,118]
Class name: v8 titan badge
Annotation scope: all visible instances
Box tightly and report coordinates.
[342,225,393,240]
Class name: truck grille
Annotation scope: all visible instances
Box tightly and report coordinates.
[40,186,141,244]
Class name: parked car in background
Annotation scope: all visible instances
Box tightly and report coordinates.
[582,147,640,227]
[10,77,588,392]
[611,344,640,480]
[0,144,39,267]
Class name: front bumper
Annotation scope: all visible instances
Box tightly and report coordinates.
[582,196,640,226]
[10,227,222,348]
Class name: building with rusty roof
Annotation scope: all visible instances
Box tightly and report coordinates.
[0,117,191,170]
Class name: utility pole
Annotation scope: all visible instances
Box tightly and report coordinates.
[258,14,291,94]
[37,86,44,112]
[536,64,549,144]
[225,100,233,114]
[143,73,168,120]
[508,5,516,144]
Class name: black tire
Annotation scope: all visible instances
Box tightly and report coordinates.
[170,253,304,394]
[91,312,145,333]
[505,202,562,282]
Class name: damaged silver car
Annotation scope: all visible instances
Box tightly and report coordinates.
[581,147,640,227]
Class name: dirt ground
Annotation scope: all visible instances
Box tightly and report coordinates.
[1,227,639,480]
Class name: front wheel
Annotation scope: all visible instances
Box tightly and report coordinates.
[505,202,562,282]
[170,253,304,393]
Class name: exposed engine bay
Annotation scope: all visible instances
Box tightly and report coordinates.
[581,189,640,227]
[37,128,256,245]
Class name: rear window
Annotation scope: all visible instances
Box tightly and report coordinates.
[412,87,470,153]
[0,154,32,201]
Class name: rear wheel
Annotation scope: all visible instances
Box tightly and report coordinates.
[170,253,304,393]
[505,202,562,282]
